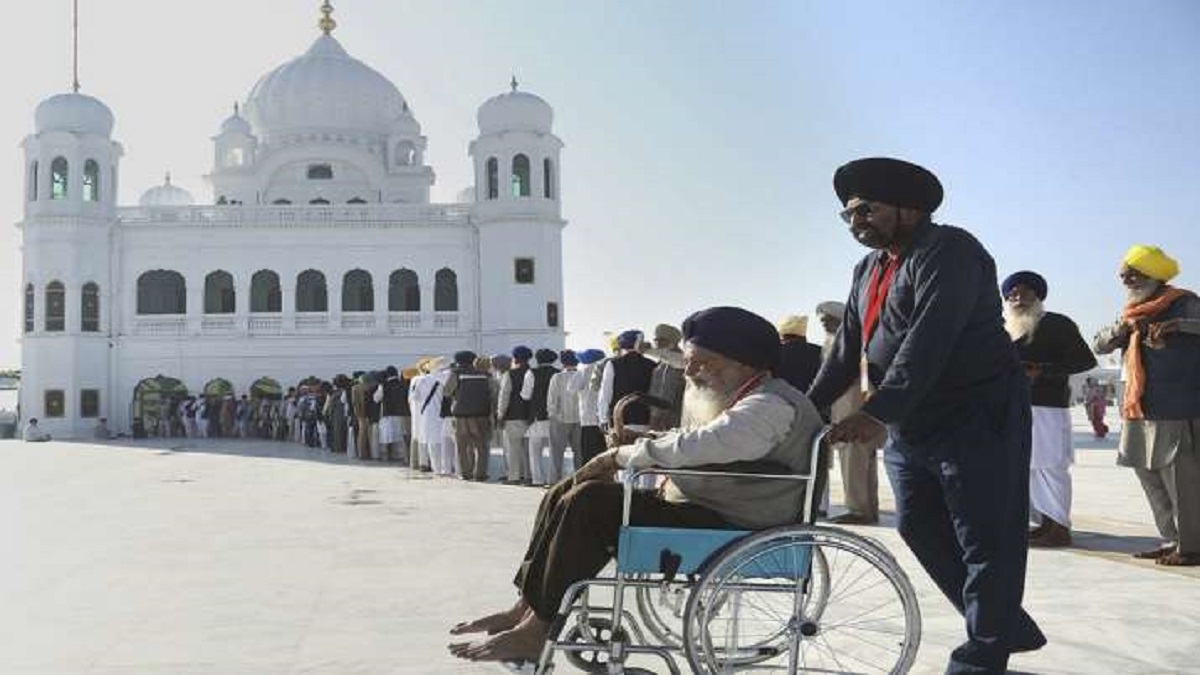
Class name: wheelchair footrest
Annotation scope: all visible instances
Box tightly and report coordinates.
[617,526,749,575]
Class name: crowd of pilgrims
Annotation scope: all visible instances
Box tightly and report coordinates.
[147,324,721,486]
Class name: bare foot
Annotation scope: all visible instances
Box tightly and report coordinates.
[1133,544,1176,560]
[449,613,549,662]
[449,598,530,636]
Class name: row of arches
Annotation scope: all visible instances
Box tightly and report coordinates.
[28,157,103,202]
[24,281,100,333]
[485,154,554,200]
[136,268,459,315]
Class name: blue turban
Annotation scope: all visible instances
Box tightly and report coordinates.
[1001,271,1047,301]
[682,306,780,371]
[616,330,642,350]
[560,349,578,367]
[511,345,533,361]
[535,348,558,364]
[578,349,605,365]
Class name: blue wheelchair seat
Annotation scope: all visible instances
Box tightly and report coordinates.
[617,526,815,579]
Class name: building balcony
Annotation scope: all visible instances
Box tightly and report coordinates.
[132,315,187,336]
[340,312,376,330]
[201,315,236,332]
[248,315,282,334]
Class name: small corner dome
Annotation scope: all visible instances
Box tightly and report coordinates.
[139,175,195,207]
[35,92,115,136]
[389,110,420,136]
[220,109,253,136]
[477,88,553,135]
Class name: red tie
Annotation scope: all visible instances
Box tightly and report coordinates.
[861,254,900,345]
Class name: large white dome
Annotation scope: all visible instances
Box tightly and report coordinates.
[35,92,115,137]
[477,87,553,135]
[243,34,410,140]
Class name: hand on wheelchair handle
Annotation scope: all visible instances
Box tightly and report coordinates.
[828,411,887,445]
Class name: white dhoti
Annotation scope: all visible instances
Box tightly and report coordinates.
[1030,406,1073,527]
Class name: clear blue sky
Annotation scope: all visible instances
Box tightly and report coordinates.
[3,0,1198,369]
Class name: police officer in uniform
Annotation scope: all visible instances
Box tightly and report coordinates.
[445,351,495,481]
[808,157,1046,674]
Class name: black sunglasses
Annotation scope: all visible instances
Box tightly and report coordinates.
[839,202,874,224]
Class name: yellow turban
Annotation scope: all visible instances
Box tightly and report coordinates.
[777,314,809,337]
[605,332,620,354]
[401,367,421,379]
[1123,244,1179,282]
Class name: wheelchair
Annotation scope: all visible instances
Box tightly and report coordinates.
[530,396,922,674]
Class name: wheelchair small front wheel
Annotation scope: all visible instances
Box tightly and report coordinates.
[561,616,629,673]
[683,526,921,674]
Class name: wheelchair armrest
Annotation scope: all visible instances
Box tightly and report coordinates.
[619,427,830,526]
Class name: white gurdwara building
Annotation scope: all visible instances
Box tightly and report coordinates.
[18,7,566,439]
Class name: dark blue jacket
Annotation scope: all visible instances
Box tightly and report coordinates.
[808,221,1022,443]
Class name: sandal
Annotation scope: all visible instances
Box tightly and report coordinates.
[1133,544,1176,560]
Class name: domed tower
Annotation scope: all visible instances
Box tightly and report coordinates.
[470,78,566,353]
[208,104,258,204]
[19,91,123,438]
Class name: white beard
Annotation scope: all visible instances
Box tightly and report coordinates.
[680,380,730,430]
[1004,300,1045,343]
[1126,280,1160,305]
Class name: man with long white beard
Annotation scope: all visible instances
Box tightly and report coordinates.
[1094,245,1200,567]
[1001,271,1096,547]
[448,306,824,664]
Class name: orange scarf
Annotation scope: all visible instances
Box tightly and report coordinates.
[1121,286,1195,420]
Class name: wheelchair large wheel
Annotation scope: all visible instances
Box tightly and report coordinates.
[635,546,831,654]
[683,526,921,674]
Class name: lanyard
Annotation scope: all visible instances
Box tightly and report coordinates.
[861,254,900,345]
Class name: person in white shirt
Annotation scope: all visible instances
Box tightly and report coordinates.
[569,349,607,466]
[497,346,536,484]
[23,418,52,442]
[546,350,582,483]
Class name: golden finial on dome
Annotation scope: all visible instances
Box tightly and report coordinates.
[318,1,337,35]
[511,75,519,92]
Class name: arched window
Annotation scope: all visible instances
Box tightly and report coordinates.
[434,268,458,311]
[511,154,531,197]
[23,283,34,333]
[543,158,554,198]
[388,269,420,311]
[347,197,367,204]
[45,281,65,331]
[81,282,100,332]
[136,270,187,314]
[486,157,499,200]
[51,157,68,200]
[272,198,292,205]
[250,270,281,312]
[204,271,235,314]
[83,160,100,202]
[342,269,374,312]
[394,141,416,166]
[28,161,38,201]
[309,198,330,205]
[307,164,333,180]
[296,270,327,312]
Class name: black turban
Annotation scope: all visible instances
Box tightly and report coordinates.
[1001,271,1047,301]
[535,348,558,364]
[682,306,780,371]
[454,350,477,366]
[834,157,944,213]
[511,345,533,361]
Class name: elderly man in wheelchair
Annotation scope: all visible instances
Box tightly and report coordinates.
[449,306,921,674]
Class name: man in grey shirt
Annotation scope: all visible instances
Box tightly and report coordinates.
[449,306,824,664]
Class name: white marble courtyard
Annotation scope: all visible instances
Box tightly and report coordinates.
[1,411,1197,674]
